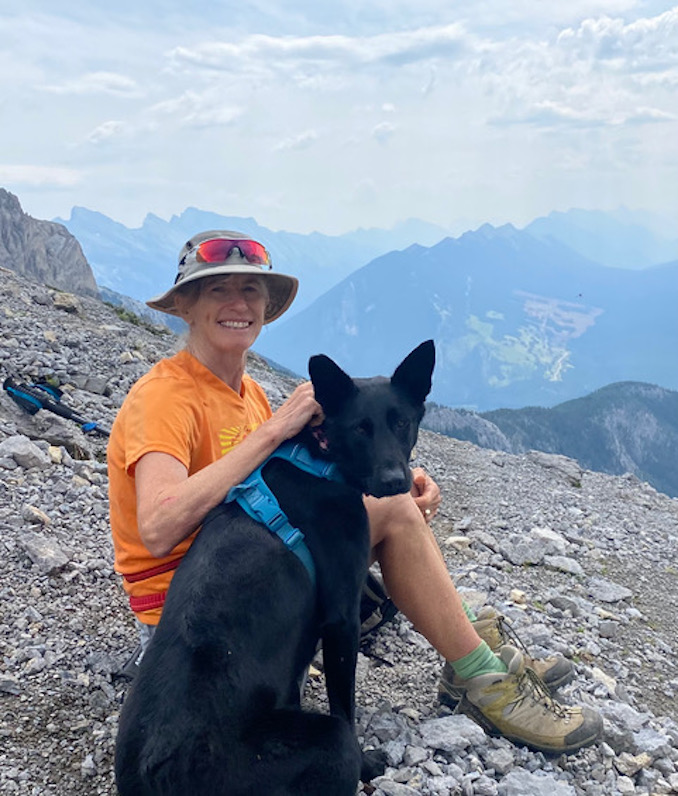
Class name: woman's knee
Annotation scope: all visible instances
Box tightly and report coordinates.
[366,493,428,547]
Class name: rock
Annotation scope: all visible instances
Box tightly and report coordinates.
[21,504,52,525]
[509,588,528,605]
[614,751,653,776]
[0,676,21,695]
[418,715,487,753]
[615,775,636,795]
[500,536,545,565]
[543,555,584,576]
[591,667,618,696]
[597,619,619,639]
[530,527,569,555]
[444,535,472,550]
[482,747,515,775]
[497,768,576,795]
[587,577,634,603]
[52,292,83,314]
[632,727,672,759]
[80,755,97,778]
[525,450,583,487]
[0,435,50,469]
[0,189,98,298]
[372,779,419,795]
[18,530,69,573]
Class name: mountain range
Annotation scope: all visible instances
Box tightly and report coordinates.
[54,202,677,411]
[256,223,677,410]
[424,381,678,498]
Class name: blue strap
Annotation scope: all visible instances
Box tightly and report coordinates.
[225,441,342,585]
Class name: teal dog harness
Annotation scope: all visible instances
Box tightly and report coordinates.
[225,440,342,585]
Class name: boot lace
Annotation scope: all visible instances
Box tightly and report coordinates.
[496,614,530,655]
[513,666,570,720]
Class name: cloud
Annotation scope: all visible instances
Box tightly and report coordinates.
[372,121,397,143]
[491,100,676,129]
[149,91,243,129]
[168,24,470,76]
[476,7,678,131]
[557,7,678,72]
[0,164,81,187]
[87,121,126,144]
[40,71,140,96]
[273,130,319,152]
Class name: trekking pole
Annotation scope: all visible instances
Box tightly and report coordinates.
[2,376,111,437]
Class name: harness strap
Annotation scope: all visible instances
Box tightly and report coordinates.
[125,440,340,613]
[225,440,342,586]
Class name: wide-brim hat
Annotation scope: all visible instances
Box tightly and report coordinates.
[146,229,299,324]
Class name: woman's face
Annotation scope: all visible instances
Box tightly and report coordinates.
[180,274,268,357]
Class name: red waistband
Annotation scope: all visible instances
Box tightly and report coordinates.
[123,556,183,583]
[129,591,167,613]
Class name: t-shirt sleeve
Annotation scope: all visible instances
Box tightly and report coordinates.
[121,377,200,474]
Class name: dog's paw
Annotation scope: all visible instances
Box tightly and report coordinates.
[360,748,388,782]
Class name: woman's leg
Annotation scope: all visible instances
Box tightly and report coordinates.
[365,492,481,662]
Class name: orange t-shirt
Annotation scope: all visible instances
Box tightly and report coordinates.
[107,350,272,624]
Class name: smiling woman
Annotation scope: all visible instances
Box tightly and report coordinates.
[107,230,308,600]
[176,274,270,380]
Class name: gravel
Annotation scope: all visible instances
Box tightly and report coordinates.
[1,266,677,795]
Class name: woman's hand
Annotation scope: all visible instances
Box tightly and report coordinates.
[267,382,324,442]
[410,467,441,524]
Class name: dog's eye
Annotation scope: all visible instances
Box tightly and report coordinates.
[355,420,373,436]
[393,418,409,432]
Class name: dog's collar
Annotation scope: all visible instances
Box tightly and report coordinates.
[224,441,343,585]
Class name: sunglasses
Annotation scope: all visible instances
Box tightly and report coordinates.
[183,238,272,268]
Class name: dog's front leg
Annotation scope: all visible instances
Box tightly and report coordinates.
[323,621,388,783]
[322,620,358,724]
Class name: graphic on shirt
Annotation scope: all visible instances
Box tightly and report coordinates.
[219,424,260,455]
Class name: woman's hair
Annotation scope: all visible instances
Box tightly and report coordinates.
[173,280,203,313]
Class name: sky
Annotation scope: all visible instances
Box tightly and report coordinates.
[1,1,677,236]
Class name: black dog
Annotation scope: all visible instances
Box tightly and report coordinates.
[115,340,435,796]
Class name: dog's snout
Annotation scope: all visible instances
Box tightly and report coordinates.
[370,464,411,498]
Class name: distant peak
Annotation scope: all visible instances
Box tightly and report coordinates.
[461,222,520,242]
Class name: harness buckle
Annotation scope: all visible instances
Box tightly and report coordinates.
[280,527,305,550]
[268,511,289,534]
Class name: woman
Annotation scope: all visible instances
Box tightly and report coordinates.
[108,230,600,754]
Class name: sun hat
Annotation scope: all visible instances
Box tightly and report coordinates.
[146,230,299,324]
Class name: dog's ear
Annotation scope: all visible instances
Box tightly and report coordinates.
[308,354,358,415]
[391,340,435,405]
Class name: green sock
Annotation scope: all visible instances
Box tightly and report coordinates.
[450,640,507,680]
[461,599,477,622]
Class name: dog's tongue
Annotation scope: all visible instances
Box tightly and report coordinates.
[311,426,330,452]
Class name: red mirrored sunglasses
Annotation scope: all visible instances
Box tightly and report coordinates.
[189,238,272,268]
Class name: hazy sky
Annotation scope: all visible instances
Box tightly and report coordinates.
[1,1,676,235]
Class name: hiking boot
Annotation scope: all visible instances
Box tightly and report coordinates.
[360,569,398,639]
[460,645,602,754]
[438,606,574,708]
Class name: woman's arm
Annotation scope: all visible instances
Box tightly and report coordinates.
[135,382,322,557]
